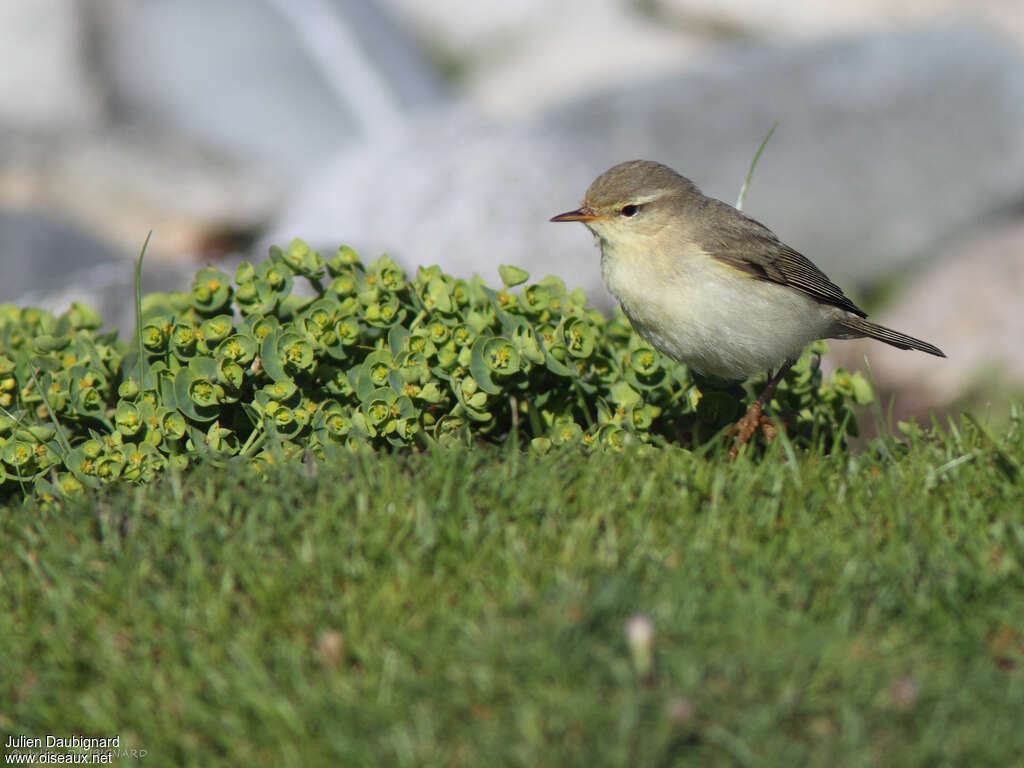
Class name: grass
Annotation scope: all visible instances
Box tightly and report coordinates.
[1,412,1022,767]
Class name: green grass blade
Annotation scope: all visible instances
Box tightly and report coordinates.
[736,123,778,211]
[134,231,153,384]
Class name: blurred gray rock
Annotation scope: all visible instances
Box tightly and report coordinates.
[46,130,280,254]
[657,0,1024,46]
[830,217,1024,416]
[270,25,1024,311]
[380,0,707,118]
[267,110,607,290]
[0,211,123,300]
[0,210,197,333]
[0,0,102,130]
[97,0,446,175]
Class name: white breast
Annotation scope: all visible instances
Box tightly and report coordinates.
[600,241,834,380]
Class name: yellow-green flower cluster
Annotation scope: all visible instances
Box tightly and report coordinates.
[0,239,872,503]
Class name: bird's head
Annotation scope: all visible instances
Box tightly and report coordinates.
[550,160,699,248]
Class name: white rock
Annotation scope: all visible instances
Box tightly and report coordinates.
[0,0,101,129]
[658,0,1024,44]
[830,218,1024,411]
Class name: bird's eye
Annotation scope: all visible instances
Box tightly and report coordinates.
[620,204,640,217]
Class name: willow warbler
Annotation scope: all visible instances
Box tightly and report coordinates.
[551,160,944,450]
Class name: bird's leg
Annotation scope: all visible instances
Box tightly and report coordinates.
[727,359,795,458]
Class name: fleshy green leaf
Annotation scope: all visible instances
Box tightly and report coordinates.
[498,265,530,288]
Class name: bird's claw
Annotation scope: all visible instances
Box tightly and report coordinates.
[725,401,777,459]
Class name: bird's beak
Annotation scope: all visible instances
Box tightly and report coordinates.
[550,206,605,223]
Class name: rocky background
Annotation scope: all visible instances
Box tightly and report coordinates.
[4,0,1023,422]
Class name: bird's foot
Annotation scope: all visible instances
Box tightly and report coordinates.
[725,401,777,459]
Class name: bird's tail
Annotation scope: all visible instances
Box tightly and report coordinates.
[835,316,945,358]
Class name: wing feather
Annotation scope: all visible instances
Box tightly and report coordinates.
[699,200,867,318]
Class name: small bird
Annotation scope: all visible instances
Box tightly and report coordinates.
[551,160,944,452]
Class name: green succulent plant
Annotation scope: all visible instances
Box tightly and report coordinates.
[0,238,872,504]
